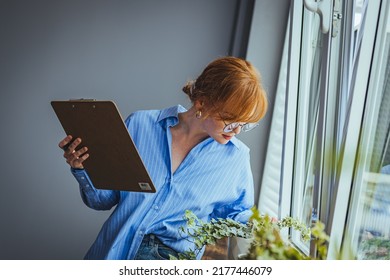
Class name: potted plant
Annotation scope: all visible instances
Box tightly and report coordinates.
[170,207,329,260]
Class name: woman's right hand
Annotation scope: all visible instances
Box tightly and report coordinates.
[58,135,89,169]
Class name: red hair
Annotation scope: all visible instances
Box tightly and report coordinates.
[183,56,268,123]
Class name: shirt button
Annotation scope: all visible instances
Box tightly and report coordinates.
[154,205,159,210]
[139,231,144,235]
[81,176,85,180]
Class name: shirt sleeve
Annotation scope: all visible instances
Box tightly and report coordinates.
[211,152,255,224]
[212,188,254,224]
[71,168,120,210]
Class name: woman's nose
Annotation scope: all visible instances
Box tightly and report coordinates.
[233,125,242,134]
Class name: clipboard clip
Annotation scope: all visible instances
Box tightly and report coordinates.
[69,98,97,101]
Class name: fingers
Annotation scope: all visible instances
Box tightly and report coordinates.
[59,135,89,169]
[65,146,88,162]
[66,150,89,169]
[63,137,82,155]
[58,135,73,151]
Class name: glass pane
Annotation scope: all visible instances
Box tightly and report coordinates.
[347,2,390,260]
[337,0,368,156]
[290,8,322,253]
[357,44,390,260]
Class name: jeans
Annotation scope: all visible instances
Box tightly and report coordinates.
[134,234,179,260]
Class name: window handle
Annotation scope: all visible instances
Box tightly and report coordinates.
[304,0,332,34]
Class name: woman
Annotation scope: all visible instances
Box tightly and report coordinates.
[58,56,268,260]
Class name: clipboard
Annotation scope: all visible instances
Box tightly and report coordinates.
[51,99,156,193]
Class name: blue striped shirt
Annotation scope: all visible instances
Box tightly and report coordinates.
[71,105,255,259]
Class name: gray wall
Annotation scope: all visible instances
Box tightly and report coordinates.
[0,0,288,259]
[243,0,290,202]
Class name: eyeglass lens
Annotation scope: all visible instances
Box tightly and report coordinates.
[224,123,259,133]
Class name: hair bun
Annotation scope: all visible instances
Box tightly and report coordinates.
[182,80,196,100]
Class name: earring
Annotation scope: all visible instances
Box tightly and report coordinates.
[196,110,202,119]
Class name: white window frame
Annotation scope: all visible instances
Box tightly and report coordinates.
[327,0,382,259]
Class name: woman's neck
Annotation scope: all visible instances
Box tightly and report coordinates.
[172,107,209,144]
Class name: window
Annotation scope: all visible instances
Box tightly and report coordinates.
[332,0,390,259]
[259,0,388,259]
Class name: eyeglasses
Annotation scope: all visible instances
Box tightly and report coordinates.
[219,113,259,133]
[212,101,259,133]
[222,121,259,133]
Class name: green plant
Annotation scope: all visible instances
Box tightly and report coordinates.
[171,210,252,260]
[243,207,329,260]
[171,207,330,260]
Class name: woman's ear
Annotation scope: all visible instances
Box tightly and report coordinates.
[194,100,205,110]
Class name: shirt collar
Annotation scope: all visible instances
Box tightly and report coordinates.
[157,105,240,149]
[157,105,187,126]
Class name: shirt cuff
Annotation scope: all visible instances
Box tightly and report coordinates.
[70,167,94,190]
[234,209,253,224]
